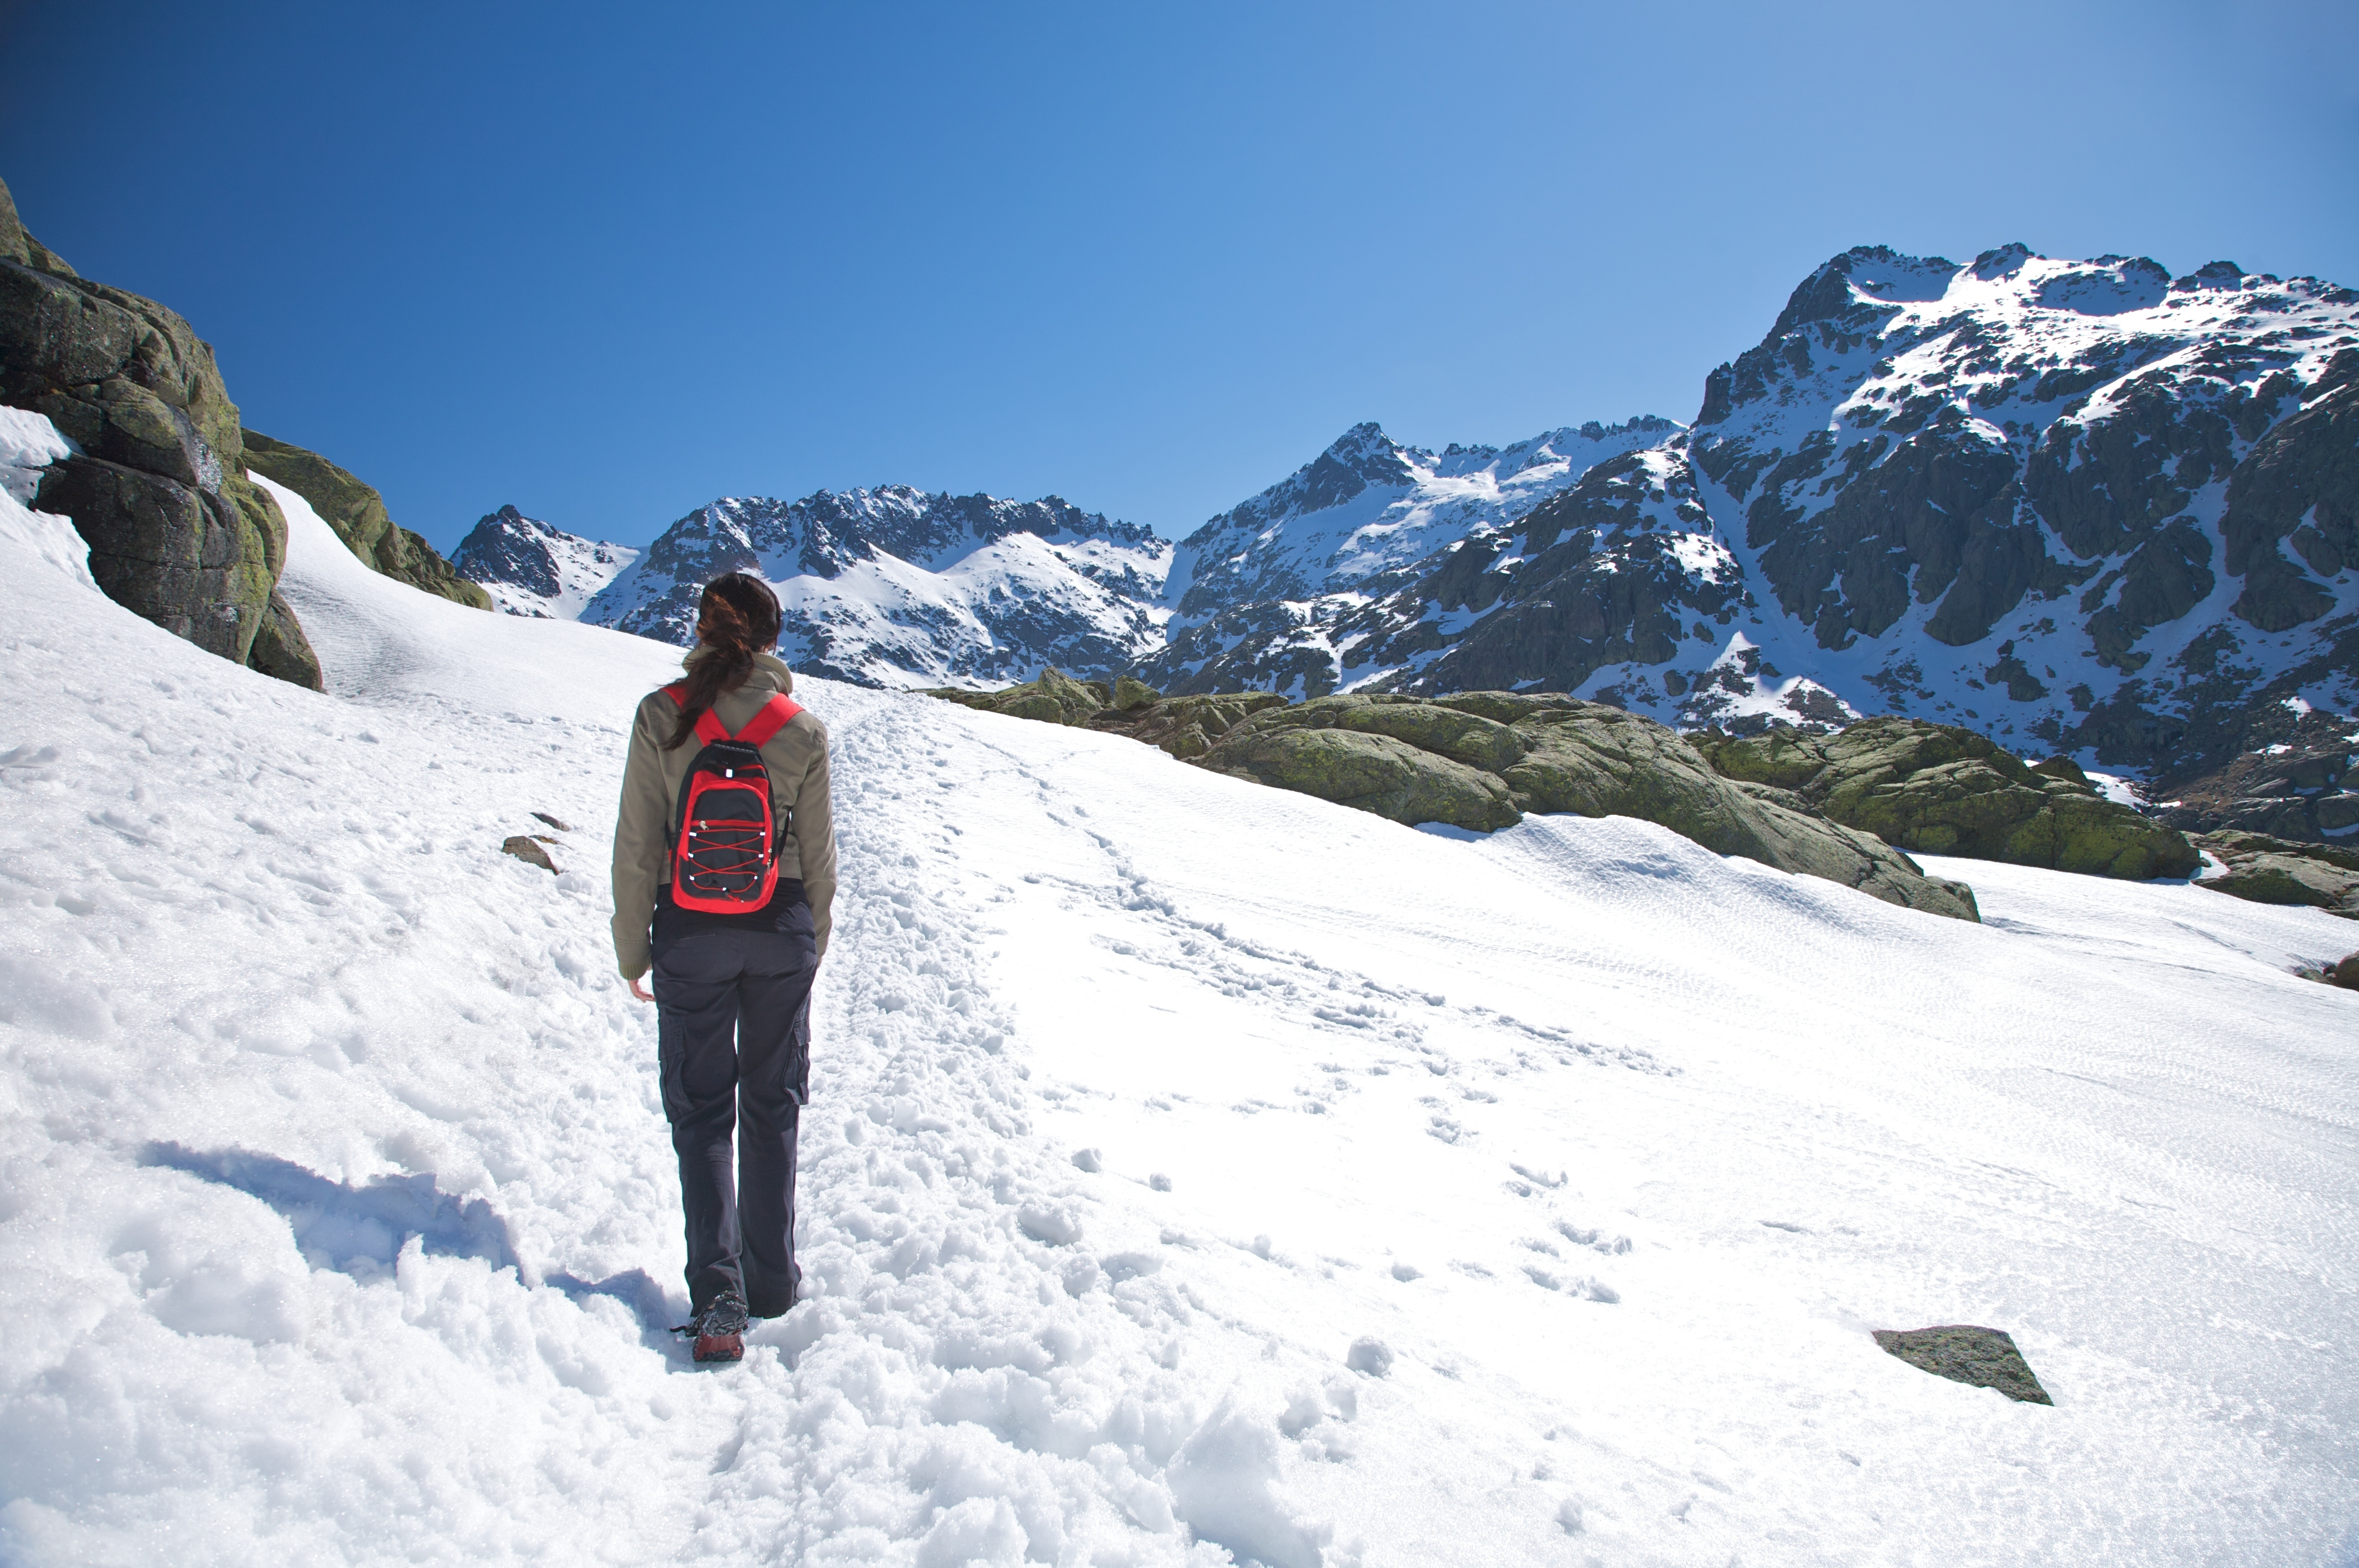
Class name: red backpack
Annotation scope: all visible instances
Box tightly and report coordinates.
[662,683,804,913]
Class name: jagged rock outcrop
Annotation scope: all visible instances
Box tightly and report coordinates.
[243,430,490,610]
[1693,717,2199,879]
[2153,708,2355,842]
[2195,831,2359,919]
[0,175,319,686]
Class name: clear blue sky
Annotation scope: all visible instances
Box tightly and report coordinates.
[5,0,2355,552]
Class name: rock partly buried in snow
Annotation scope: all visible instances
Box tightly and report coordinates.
[2195,830,2359,919]
[500,835,558,874]
[1695,718,2200,880]
[929,680,1978,919]
[1197,694,1979,921]
[243,430,492,611]
[1872,1325,2054,1405]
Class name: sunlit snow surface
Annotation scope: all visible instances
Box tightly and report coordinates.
[1,439,2356,1564]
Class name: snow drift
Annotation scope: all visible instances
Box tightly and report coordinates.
[0,413,2354,1565]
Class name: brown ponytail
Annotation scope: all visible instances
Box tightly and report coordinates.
[664,571,784,748]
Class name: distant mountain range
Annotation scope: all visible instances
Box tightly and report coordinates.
[451,243,2359,786]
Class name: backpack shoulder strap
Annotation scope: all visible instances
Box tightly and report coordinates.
[659,683,733,745]
[736,694,803,749]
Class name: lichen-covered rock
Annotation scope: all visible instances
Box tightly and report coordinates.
[241,429,492,610]
[1113,674,1161,710]
[0,175,321,686]
[1872,1325,2053,1405]
[1198,708,1522,832]
[1485,700,1978,919]
[2195,830,2359,919]
[247,588,325,691]
[1696,717,2200,880]
[927,667,1112,726]
[1198,694,1979,919]
[1097,691,1288,758]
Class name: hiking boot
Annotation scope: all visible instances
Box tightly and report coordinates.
[691,1293,749,1363]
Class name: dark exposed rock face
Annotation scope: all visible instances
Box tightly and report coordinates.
[0,175,318,685]
[1693,717,2200,880]
[242,430,491,610]
[2147,701,2357,843]
[1872,1325,2053,1405]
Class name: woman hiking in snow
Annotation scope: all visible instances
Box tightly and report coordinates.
[611,572,836,1364]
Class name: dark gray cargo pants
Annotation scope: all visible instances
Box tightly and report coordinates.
[650,896,816,1319]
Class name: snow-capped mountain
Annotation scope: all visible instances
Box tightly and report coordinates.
[460,243,2356,784]
[1368,247,2359,769]
[1140,419,1681,696]
[452,505,638,619]
[581,486,1171,688]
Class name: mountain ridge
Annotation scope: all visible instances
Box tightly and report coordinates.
[452,242,2358,800]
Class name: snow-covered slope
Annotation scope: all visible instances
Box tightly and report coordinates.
[583,487,1172,690]
[2,417,2355,1565]
[451,504,638,619]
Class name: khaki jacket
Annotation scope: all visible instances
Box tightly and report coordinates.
[610,651,836,980]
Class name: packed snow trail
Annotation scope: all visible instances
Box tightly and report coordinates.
[0,449,2352,1565]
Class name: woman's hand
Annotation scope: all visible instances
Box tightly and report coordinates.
[629,976,653,1003]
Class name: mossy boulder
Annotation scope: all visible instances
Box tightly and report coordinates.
[1695,717,2200,880]
[241,429,492,611]
[2,175,321,679]
[1200,720,1523,831]
[927,667,1112,726]
[1199,694,1978,919]
[2194,830,2359,919]
[1102,691,1290,758]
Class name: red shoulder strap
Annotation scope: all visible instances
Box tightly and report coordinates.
[661,683,800,746]
[736,694,803,748]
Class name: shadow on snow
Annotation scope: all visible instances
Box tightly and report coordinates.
[142,1142,681,1347]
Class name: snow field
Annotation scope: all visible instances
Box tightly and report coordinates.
[0,435,2353,1565]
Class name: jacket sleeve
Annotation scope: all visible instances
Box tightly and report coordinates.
[610,696,671,981]
[793,718,838,960]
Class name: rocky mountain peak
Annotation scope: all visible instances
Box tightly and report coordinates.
[452,505,637,619]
